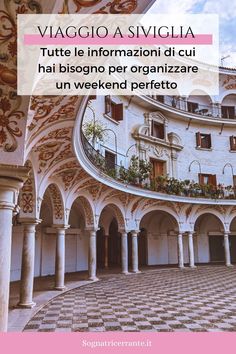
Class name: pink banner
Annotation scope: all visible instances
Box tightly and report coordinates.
[23,34,213,46]
[0,333,234,354]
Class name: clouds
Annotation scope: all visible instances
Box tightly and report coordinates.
[148,0,236,66]
[203,0,236,20]
[149,0,202,14]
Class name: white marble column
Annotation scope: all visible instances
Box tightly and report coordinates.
[88,229,98,281]
[0,167,28,332]
[224,232,232,267]
[104,235,109,269]
[121,232,128,274]
[178,233,184,269]
[18,220,40,308]
[188,232,196,268]
[54,226,68,290]
[131,231,140,273]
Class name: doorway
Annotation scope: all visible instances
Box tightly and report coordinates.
[209,235,225,262]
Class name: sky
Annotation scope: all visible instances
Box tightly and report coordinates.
[148,0,236,67]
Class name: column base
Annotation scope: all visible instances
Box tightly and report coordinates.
[190,265,197,269]
[179,266,185,269]
[54,286,66,291]
[226,264,233,267]
[17,301,36,309]
[121,271,130,275]
[131,270,141,274]
[88,276,99,281]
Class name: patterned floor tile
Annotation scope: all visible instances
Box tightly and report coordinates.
[24,266,236,332]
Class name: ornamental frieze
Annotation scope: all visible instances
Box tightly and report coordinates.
[28,96,78,141]
[20,160,35,214]
[0,96,23,152]
[61,0,137,14]
[222,75,236,90]
[0,0,42,153]
[77,196,94,226]
[95,0,137,14]
[55,167,89,191]
[48,184,64,220]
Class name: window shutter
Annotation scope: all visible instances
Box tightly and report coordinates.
[198,173,204,185]
[112,103,123,121]
[230,136,236,150]
[208,134,212,148]
[159,124,165,139]
[210,175,217,187]
[196,132,201,147]
[105,95,111,114]
[89,95,97,100]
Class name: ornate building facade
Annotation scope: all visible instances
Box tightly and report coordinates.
[0,0,236,333]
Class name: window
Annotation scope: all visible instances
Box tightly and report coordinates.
[187,101,198,113]
[150,159,166,179]
[230,136,236,151]
[105,150,116,171]
[221,106,235,119]
[104,95,123,122]
[199,174,217,186]
[196,132,212,149]
[156,95,164,103]
[151,121,165,139]
[233,176,236,188]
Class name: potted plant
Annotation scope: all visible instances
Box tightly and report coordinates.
[139,159,152,184]
[83,120,107,147]
[127,155,140,185]
[119,165,128,183]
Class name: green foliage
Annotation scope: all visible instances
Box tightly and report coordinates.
[83,120,106,144]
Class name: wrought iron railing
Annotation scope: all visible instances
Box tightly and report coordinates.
[81,132,236,200]
[148,95,236,120]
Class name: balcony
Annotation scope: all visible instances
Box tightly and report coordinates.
[147,95,236,120]
[81,132,236,201]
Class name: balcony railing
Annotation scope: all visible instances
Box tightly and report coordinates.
[81,132,236,200]
[148,95,236,120]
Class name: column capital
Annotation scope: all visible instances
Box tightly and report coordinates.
[121,231,128,237]
[52,224,70,231]
[0,164,29,182]
[130,230,139,236]
[0,165,29,211]
[19,218,42,226]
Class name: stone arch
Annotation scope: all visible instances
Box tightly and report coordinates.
[190,209,226,231]
[193,212,226,264]
[220,93,236,119]
[219,91,236,103]
[97,203,125,269]
[41,183,65,224]
[98,203,126,232]
[139,209,179,233]
[68,195,95,228]
[139,209,180,267]
[136,205,180,230]
[188,89,213,103]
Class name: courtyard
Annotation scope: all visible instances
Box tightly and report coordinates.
[11,265,236,332]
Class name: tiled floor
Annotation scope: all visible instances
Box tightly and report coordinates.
[23,265,236,332]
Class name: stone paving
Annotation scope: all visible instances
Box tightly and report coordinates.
[23,266,236,332]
